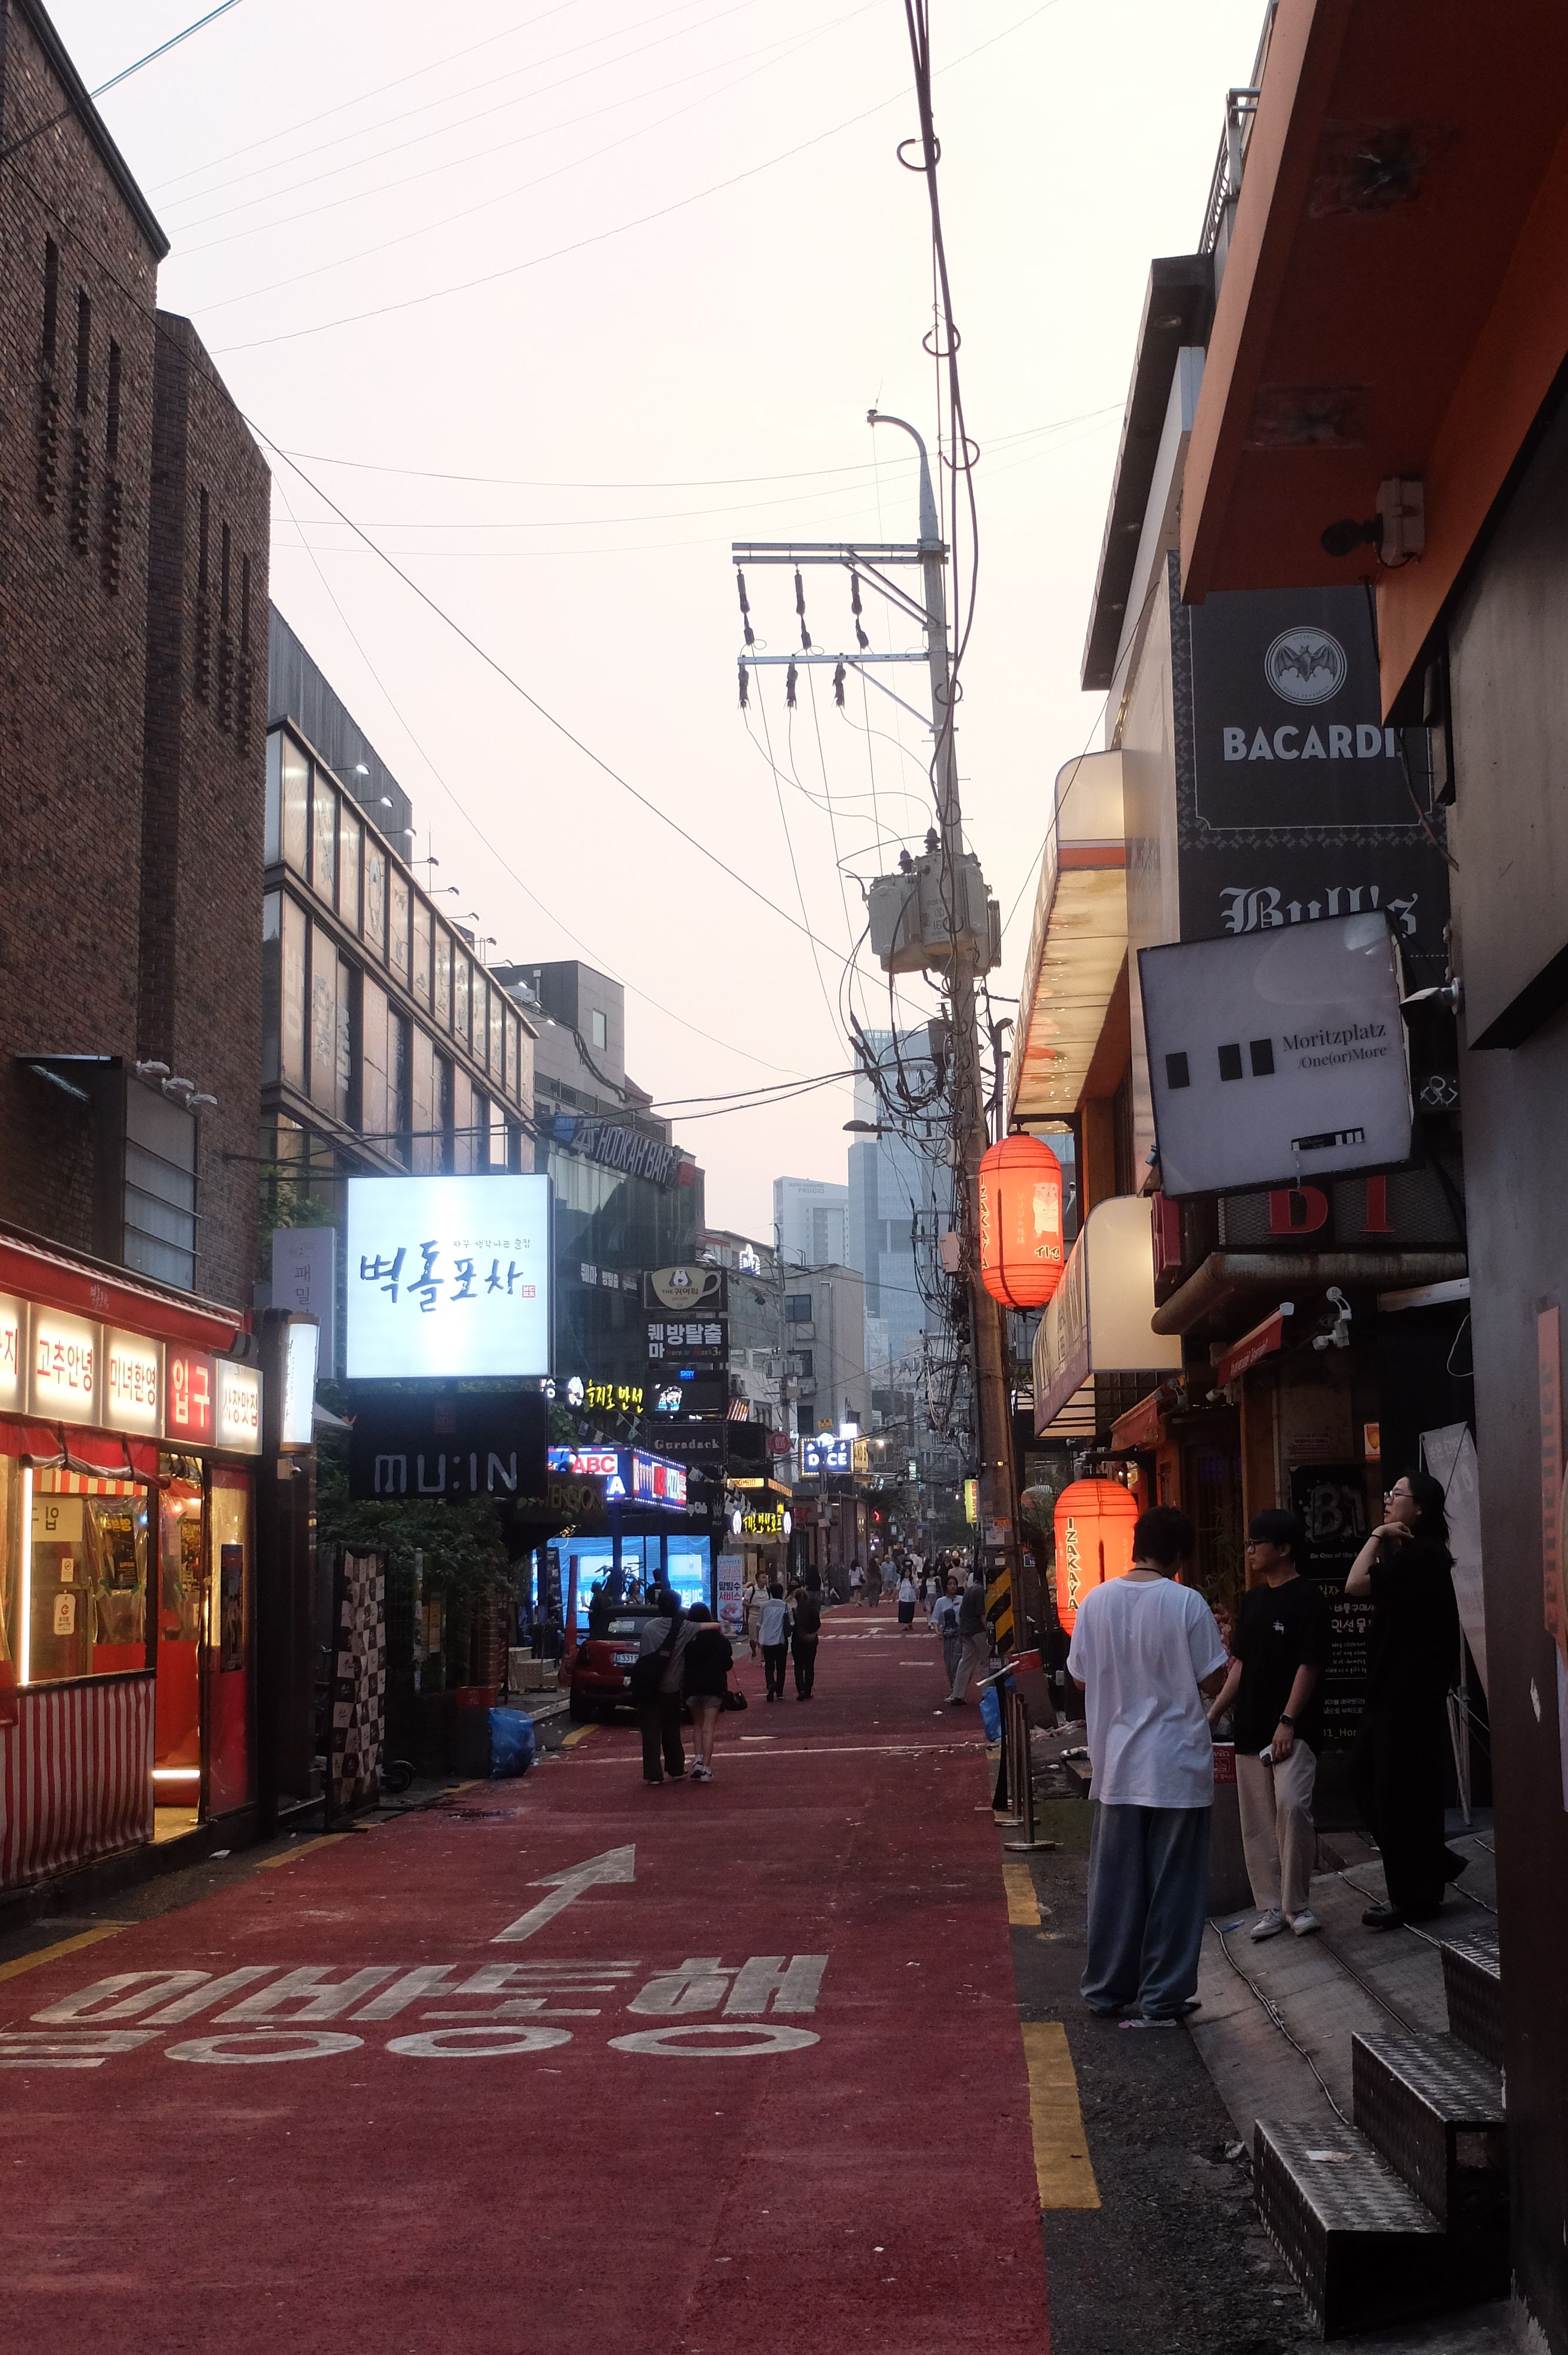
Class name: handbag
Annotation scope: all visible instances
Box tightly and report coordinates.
[721,1684,749,1713]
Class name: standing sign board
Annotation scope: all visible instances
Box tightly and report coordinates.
[716,1553,745,1636]
[1290,1462,1372,1744]
[1141,913,1412,1199]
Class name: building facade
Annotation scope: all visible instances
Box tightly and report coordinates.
[0,0,282,1885]
[773,1175,848,1271]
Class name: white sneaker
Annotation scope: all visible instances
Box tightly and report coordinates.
[1288,1910,1321,1937]
[1250,1909,1285,1941]
[690,1762,712,1782]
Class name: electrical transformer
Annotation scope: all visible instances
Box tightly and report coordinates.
[866,848,1000,974]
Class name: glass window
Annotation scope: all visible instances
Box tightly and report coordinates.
[361,977,389,1145]
[489,989,505,1085]
[388,870,411,989]
[433,927,451,1029]
[261,891,281,1084]
[453,948,471,1046]
[390,1008,410,1164]
[309,922,338,1112]
[281,895,307,1089]
[335,954,354,1122]
[504,1011,519,1103]
[310,768,336,903]
[452,1066,474,1172]
[411,1027,436,1172]
[471,973,487,1072]
[785,1294,812,1324]
[412,898,431,1006]
[16,1470,152,1684]
[516,1021,534,1111]
[338,802,362,931]
[364,839,386,958]
[280,737,308,874]
[490,1099,508,1170]
[436,1054,454,1171]
[264,732,281,865]
[590,1007,607,1050]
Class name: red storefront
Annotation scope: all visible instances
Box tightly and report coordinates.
[0,1235,261,1889]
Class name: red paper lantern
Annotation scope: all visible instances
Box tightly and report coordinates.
[977,1133,1065,1309]
[1052,1478,1138,1634]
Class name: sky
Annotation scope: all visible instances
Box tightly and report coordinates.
[58,0,1264,1240]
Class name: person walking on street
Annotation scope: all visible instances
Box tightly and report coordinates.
[1068,1507,1228,2022]
[866,1560,883,1611]
[849,1561,865,1607]
[1206,1511,1331,1941]
[789,1580,822,1698]
[743,1574,766,1661]
[681,1601,732,1782]
[931,1575,963,1687]
[896,1566,918,1629]
[759,1581,791,1701]
[635,1588,693,1786]
[1346,1470,1465,1928]
[946,1574,992,1706]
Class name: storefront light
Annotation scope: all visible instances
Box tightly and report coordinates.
[17,1466,32,1686]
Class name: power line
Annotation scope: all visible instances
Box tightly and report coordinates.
[91,1,247,98]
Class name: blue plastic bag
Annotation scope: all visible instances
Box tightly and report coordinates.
[489,1707,536,1779]
[978,1682,1002,1742]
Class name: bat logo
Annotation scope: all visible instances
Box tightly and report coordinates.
[1264,626,1348,706]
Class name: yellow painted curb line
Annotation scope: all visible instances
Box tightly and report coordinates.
[254,1834,353,1870]
[1021,2020,1101,2209]
[559,1724,596,1748]
[1003,1860,1041,1928]
[0,1924,124,1985]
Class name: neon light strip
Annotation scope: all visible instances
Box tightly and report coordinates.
[17,1467,31,1686]
[152,1768,201,1783]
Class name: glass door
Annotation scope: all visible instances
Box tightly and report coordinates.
[154,1476,205,1836]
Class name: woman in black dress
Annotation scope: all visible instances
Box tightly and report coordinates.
[1346,1468,1464,1927]
[681,1602,733,1783]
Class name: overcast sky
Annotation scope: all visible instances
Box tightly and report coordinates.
[59,0,1263,1240]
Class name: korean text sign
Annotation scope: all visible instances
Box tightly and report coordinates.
[345,1175,551,1380]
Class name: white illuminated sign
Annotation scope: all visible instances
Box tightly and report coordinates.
[1140,912,1413,1198]
[104,1328,163,1435]
[281,1321,318,1448]
[30,1309,99,1422]
[215,1361,263,1455]
[344,1175,552,1380]
[0,1294,24,1408]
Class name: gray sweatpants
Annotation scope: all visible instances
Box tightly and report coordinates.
[948,1630,991,1701]
[1082,1801,1211,2019]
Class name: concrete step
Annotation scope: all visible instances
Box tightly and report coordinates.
[1254,2114,1447,2340]
[1440,1929,1503,2069]
[1351,2030,1508,2298]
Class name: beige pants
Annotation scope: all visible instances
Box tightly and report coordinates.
[1235,1740,1318,1919]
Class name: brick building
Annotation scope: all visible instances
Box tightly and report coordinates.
[0,1,287,1892]
[0,0,268,1305]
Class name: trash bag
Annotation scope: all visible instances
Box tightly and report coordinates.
[978,1681,1004,1743]
[489,1707,536,1779]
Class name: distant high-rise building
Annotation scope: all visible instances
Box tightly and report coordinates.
[773,1175,848,1270]
[847,1030,955,1372]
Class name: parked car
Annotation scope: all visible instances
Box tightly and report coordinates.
[569,1608,659,1721]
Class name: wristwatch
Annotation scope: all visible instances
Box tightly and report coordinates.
[1278,1712,1295,1728]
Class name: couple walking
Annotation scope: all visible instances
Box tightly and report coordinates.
[759,1581,822,1701]
[635,1592,732,1785]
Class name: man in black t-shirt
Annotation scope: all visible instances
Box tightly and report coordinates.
[789,1582,822,1699]
[1206,1510,1331,1942]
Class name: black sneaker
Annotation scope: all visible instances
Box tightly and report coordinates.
[1362,1903,1404,1929]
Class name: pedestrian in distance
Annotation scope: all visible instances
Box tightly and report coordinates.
[896,1565,918,1629]
[789,1578,822,1698]
[681,1601,732,1782]
[931,1574,963,1686]
[634,1587,693,1786]
[759,1580,792,1701]
[1068,1505,1228,2023]
[1346,1470,1466,1929]
[743,1573,765,1661]
[1206,1510,1331,1941]
[866,1560,884,1611]
[945,1573,992,1705]
[849,1560,865,1607]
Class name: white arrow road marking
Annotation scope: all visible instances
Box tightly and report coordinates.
[491,1845,637,1944]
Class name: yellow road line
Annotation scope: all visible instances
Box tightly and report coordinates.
[254,1835,351,1870]
[1003,1861,1041,1928]
[559,1724,596,1748]
[1021,2021,1101,2210]
[0,1925,124,1984]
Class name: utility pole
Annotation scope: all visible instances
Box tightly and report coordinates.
[730,416,1024,1650]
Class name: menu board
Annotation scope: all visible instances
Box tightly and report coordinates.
[1290,1462,1373,1743]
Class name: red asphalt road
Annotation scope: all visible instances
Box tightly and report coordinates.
[3,1619,1049,2355]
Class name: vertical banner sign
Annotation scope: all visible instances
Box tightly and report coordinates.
[328,1550,387,1820]
[716,1554,745,1636]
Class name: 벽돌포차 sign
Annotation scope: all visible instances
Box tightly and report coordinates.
[345,1174,551,1379]
[1140,911,1411,1199]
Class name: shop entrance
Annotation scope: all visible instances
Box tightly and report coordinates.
[1181,1425,1245,1616]
[154,1472,205,1837]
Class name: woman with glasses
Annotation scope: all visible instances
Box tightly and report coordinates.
[1344,1470,1464,1928]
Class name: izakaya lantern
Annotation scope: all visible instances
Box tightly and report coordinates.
[1052,1478,1138,1635]
[977,1133,1065,1309]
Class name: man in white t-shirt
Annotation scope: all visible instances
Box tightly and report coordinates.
[1068,1505,1228,2023]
